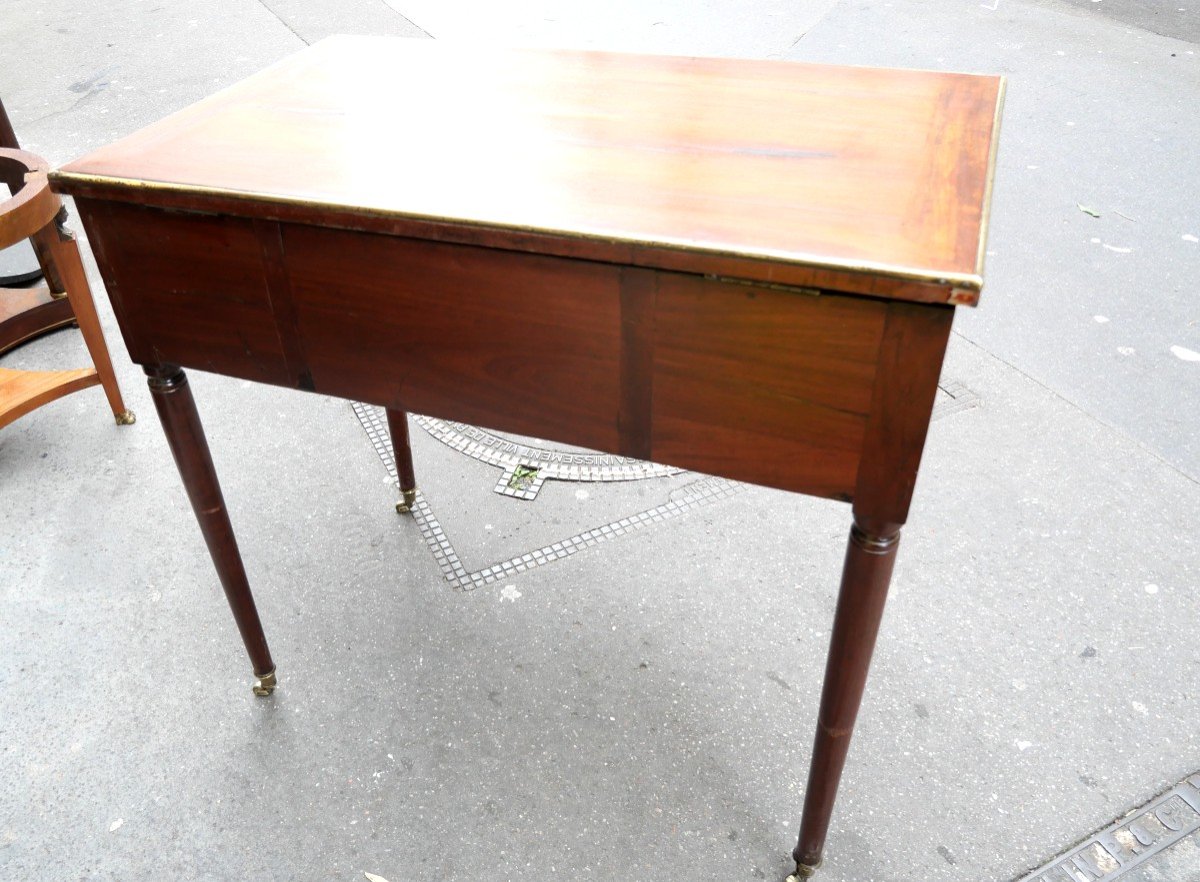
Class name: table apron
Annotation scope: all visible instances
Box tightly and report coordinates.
[76,199,951,508]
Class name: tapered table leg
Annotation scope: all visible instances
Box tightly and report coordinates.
[386,408,418,513]
[30,220,134,425]
[789,515,901,880]
[146,364,277,696]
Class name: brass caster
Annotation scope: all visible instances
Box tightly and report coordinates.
[786,859,821,881]
[252,668,278,697]
[115,410,136,426]
[395,487,418,514]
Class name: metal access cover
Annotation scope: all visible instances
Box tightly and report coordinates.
[1017,773,1200,881]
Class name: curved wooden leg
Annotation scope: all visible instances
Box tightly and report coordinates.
[789,516,900,880]
[146,364,276,695]
[31,220,134,425]
[386,407,418,513]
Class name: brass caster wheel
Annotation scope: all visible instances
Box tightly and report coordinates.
[252,668,277,697]
[786,859,821,881]
[115,409,136,426]
[395,487,418,514]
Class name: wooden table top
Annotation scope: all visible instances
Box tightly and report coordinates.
[52,36,1003,306]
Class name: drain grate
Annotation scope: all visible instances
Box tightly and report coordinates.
[496,463,544,500]
[1016,773,1200,882]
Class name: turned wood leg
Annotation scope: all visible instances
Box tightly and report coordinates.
[789,516,901,880]
[31,221,134,425]
[146,364,277,695]
[386,407,418,513]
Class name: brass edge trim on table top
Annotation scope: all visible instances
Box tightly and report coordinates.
[48,169,984,296]
[973,75,1006,284]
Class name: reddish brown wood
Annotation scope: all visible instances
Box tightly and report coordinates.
[29,222,131,421]
[253,218,313,390]
[617,267,657,461]
[0,366,99,429]
[51,38,1003,306]
[77,203,899,503]
[0,149,59,244]
[650,272,885,500]
[283,222,626,452]
[788,299,955,876]
[853,302,955,525]
[0,286,74,355]
[0,97,18,150]
[55,179,975,306]
[75,199,291,385]
[386,408,417,496]
[793,520,900,875]
[50,40,1003,877]
[145,364,274,679]
[0,148,131,426]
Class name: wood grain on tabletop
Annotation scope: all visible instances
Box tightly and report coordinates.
[52,37,1003,303]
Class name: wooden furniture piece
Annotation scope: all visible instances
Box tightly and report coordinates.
[50,37,1003,880]
[0,146,133,429]
[0,97,70,349]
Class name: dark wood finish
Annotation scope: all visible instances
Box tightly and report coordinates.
[73,203,900,503]
[853,302,956,525]
[51,39,1003,879]
[794,520,900,872]
[285,223,627,454]
[52,37,1003,306]
[0,96,46,288]
[145,365,274,678]
[78,200,291,385]
[0,97,18,150]
[617,267,657,461]
[786,298,953,875]
[386,408,417,495]
[650,272,885,501]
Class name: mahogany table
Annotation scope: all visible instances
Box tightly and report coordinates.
[51,37,1003,880]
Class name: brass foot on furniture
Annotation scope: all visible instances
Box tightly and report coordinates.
[395,487,418,514]
[114,409,136,426]
[252,668,278,697]
[786,860,821,881]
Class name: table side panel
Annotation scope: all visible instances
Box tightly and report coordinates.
[74,200,884,501]
[651,274,883,501]
[279,223,627,454]
[75,199,291,385]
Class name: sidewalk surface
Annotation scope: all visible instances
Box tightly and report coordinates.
[1,2,1197,881]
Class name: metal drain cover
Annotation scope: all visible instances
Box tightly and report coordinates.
[1018,773,1200,882]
